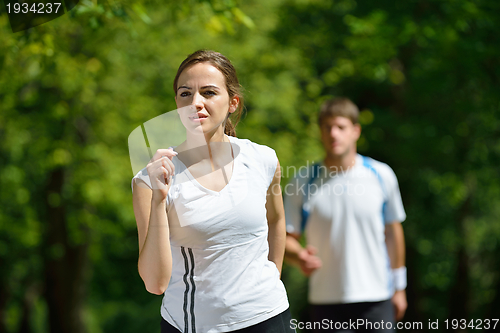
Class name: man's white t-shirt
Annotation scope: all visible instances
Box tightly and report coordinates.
[284,154,406,304]
[132,136,289,333]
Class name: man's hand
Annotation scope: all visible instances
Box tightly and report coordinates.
[391,290,407,321]
[297,245,322,276]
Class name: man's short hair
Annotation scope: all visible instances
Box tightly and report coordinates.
[318,97,359,126]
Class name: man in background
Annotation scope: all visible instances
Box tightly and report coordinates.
[284,98,407,332]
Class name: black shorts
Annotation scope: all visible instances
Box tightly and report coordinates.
[161,308,296,333]
[309,300,395,332]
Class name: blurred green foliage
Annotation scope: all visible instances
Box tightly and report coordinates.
[1,0,499,332]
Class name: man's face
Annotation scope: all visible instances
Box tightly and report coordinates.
[320,116,361,158]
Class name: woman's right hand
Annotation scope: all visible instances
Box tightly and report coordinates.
[146,148,177,202]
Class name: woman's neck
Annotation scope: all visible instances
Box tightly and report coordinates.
[179,127,232,168]
[184,127,225,147]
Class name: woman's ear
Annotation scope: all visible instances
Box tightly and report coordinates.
[229,95,239,113]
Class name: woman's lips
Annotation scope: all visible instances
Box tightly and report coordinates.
[189,112,208,121]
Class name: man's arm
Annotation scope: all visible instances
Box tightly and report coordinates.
[285,233,322,276]
[385,221,407,321]
[282,169,322,276]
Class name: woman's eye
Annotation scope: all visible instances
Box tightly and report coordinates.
[203,91,216,97]
[179,91,190,97]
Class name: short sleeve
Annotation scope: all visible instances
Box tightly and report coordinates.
[264,147,278,186]
[131,167,152,193]
[380,166,406,224]
[246,139,278,188]
[284,174,306,235]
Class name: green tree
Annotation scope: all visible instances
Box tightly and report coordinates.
[0,1,256,332]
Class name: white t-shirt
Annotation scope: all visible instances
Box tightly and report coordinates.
[132,136,289,333]
[284,154,406,304]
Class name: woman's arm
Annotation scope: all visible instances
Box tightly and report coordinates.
[132,149,176,295]
[266,160,286,275]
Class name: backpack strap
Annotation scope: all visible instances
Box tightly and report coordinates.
[361,155,388,222]
[300,163,321,233]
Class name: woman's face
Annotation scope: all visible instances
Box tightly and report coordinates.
[175,62,238,136]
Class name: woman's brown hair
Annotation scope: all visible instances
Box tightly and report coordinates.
[173,50,244,137]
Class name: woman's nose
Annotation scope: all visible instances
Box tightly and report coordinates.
[192,92,204,110]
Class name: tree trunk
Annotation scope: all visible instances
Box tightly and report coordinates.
[448,195,472,325]
[43,168,89,333]
[17,294,33,333]
[0,269,8,333]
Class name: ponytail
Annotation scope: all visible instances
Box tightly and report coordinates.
[224,117,236,137]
